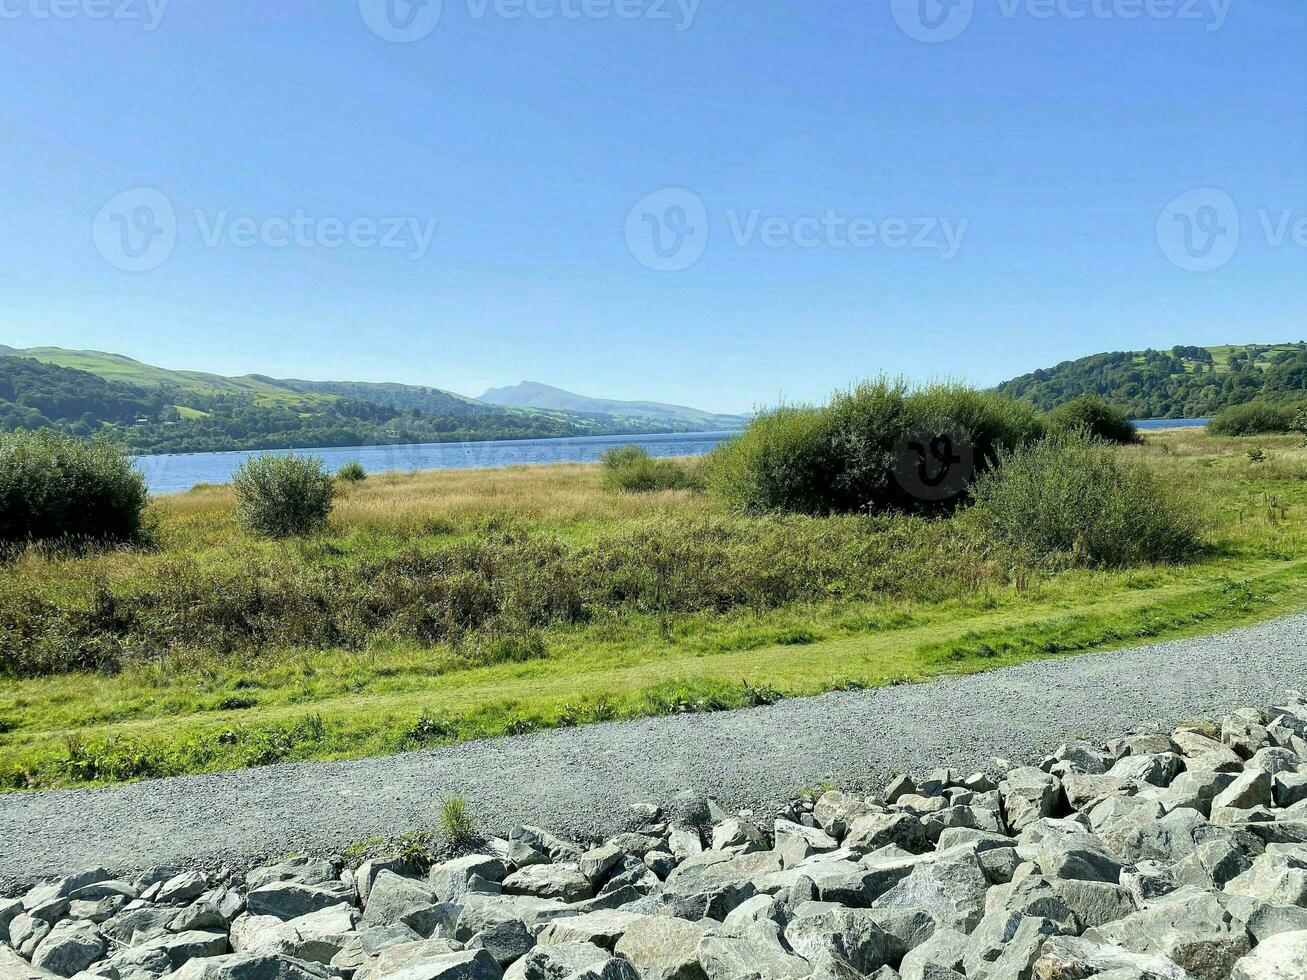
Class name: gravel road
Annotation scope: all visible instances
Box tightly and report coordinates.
[2,613,1305,892]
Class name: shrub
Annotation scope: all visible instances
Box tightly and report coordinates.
[232,453,335,539]
[1046,395,1139,444]
[336,461,367,483]
[969,430,1201,567]
[600,445,701,493]
[708,380,1044,515]
[1208,402,1294,436]
[0,430,149,545]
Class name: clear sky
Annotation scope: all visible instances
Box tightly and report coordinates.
[1,0,1302,413]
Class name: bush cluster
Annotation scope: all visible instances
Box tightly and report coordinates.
[1207,402,1295,436]
[708,380,1044,515]
[969,429,1201,566]
[0,430,149,546]
[1045,395,1139,444]
[601,445,701,493]
[336,461,368,483]
[232,453,336,538]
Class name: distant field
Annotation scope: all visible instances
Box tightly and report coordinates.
[2,430,1306,791]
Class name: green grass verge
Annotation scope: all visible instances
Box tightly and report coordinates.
[3,556,1303,792]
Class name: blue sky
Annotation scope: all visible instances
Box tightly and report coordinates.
[0,0,1303,414]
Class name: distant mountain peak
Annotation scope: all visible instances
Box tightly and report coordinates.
[477,381,745,428]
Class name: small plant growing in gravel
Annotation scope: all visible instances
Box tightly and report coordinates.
[336,461,367,483]
[232,453,335,539]
[438,795,475,846]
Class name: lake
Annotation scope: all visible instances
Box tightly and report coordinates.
[136,430,739,495]
[137,418,1212,495]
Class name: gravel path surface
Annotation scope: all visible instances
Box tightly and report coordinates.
[2,612,1306,892]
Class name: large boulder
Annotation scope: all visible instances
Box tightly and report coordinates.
[1000,769,1061,833]
[1231,929,1307,980]
[613,917,713,980]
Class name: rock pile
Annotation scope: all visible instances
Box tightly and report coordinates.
[5,696,1307,980]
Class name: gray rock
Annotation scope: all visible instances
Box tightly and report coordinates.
[11,913,53,957]
[697,921,811,980]
[1248,747,1300,776]
[534,911,648,952]
[1108,753,1183,789]
[167,953,335,980]
[501,866,592,905]
[1048,878,1137,929]
[898,929,967,980]
[1036,835,1125,883]
[246,860,336,893]
[1224,849,1307,906]
[999,769,1061,833]
[453,895,575,943]
[845,813,929,856]
[363,935,470,980]
[467,921,534,969]
[0,945,63,980]
[364,872,456,937]
[963,912,1067,980]
[248,881,354,922]
[1085,890,1250,980]
[772,821,838,870]
[710,819,766,856]
[1171,838,1252,890]
[613,917,713,980]
[32,921,107,977]
[871,854,990,933]
[329,924,423,974]
[1275,772,1307,808]
[428,858,507,906]
[502,942,621,980]
[1230,929,1307,980]
[1212,770,1273,811]
[157,873,210,906]
[356,860,419,906]
[1031,936,1191,980]
[2,900,23,945]
[785,904,893,974]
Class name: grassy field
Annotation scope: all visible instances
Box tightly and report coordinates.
[2,430,1305,791]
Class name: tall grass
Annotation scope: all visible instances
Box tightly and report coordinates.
[969,430,1202,566]
[600,445,702,492]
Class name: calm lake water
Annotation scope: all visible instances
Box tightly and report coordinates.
[137,418,1212,495]
[137,430,738,495]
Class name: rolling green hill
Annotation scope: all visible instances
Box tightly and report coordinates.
[0,347,734,455]
[996,343,1307,419]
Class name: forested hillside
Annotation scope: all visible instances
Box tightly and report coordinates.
[996,343,1307,418]
[0,350,719,454]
